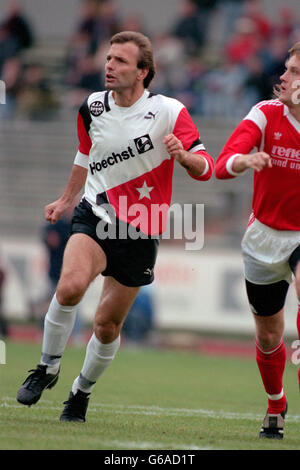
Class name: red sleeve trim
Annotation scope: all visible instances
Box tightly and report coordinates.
[173,107,200,150]
[77,111,92,155]
[187,150,214,181]
[173,108,214,181]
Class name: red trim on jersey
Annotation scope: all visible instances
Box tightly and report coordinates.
[187,151,214,181]
[173,108,214,181]
[77,112,92,155]
[247,212,256,228]
[173,107,199,150]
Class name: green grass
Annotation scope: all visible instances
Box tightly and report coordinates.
[1,339,300,450]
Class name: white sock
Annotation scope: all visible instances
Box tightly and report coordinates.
[40,293,78,374]
[72,333,121,394]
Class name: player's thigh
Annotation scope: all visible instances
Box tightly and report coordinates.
[289,245,300,300]
[94,276,140,341]
[245,279,287,348]
[59,233,107,289]
[295,262,300,300]
[245,279,289,317]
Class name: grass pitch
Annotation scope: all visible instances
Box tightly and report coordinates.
[1,339,300,450]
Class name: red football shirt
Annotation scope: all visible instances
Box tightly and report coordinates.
[215,99,300,231]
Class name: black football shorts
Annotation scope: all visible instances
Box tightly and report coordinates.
[70,198,159,287]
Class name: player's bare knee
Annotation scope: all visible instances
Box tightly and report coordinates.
[57,276,87,306]
[94,319,120,344]
[256,329,282,351]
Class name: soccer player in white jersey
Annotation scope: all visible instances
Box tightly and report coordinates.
[17,31,214,421]
[215,42,300,439]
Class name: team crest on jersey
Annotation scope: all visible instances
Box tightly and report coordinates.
[134,134,154,154]
[90,100,104,117]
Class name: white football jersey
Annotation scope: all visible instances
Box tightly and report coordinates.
[74,89,213,234]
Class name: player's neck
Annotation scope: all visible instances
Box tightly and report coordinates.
[289,106,300,123]
[112,86,145,108]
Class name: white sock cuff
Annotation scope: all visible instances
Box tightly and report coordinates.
[267,389,284,401]
[255,337,284,355]
[46,294,78,324]
[89,333,121,359]
[41,293,78,364]
[52,293,78,314]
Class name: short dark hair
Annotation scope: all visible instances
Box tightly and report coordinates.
[273,41,300,98]
[110,31,156,88]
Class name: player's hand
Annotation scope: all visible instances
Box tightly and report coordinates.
[163,134,185,163]
[233,152,272,173]
[45,199,70,224]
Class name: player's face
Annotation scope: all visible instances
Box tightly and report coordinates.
[105,42,146,92]
[279,55,300,107]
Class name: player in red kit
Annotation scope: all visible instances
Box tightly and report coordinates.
[16,31,214,422]
[215,42,300,439]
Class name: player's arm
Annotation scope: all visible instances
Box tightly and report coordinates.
[45,100,92,224]
[45,165,87,224]
[231,151,272,173]
[215,115,270,179]
[165,107,214,180]
[163,133,209,177]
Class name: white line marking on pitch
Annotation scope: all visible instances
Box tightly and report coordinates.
[0,398,213,450]
[85,439,212,450]
[3,396,300,422]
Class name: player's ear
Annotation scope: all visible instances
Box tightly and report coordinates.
[137,68,149,82]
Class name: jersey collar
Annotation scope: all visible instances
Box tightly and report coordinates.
[108,89,149,113]
[284,104,300,133]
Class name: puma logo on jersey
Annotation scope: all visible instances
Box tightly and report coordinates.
[144,268,153,276]
[144,111,158,119]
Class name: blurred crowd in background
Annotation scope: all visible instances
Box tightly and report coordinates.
[0,0,299,120]
[0,0,299,341]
